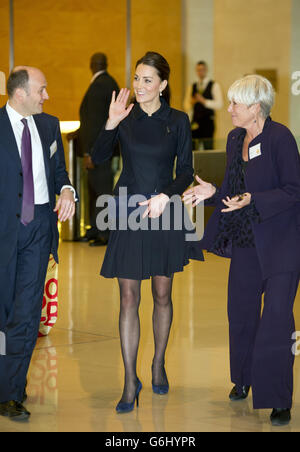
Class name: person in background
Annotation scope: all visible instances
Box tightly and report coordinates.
[78,53,119,246]
[184,74,300,427]
[184,60,223,150]
[0,66,76,421]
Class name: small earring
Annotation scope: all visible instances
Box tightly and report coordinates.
[160,91,163,97]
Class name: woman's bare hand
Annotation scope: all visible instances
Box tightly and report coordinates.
[105,88,134,130]
[183,175,216,207]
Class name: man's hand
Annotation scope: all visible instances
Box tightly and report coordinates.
[193,93,206,105]
[84,155,95,170]
[54,188,76,222]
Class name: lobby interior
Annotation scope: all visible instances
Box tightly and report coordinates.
[0,0,300,433]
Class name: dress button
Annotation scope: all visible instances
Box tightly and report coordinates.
[16,214,20,218]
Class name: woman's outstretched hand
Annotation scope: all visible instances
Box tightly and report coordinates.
[183,175,216,207]
[105,88,134,130]
[221,193,251,212]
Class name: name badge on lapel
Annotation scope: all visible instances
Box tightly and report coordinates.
[50,140,57,158]
[249,143,262,160]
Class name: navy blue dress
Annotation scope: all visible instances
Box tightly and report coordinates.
[92,99,204,279]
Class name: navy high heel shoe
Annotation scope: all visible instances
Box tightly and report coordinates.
[152,383,169,395]
[152,363,169,395]
[116,380,142,414]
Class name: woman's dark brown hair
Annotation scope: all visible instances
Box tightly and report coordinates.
[135,51,171,105]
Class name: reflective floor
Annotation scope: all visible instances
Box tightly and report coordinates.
[1,241,300,432]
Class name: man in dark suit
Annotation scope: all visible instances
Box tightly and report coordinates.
[0,66,76,420]
[78,53,119,246]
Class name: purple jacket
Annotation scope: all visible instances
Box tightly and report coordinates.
[200,117,300,279]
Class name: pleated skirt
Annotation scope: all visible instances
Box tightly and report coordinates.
[100,202,204,280]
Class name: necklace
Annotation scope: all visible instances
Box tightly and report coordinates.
[246,120,265,142]
[140,100,161,117]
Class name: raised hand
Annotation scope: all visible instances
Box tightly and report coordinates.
[105,88,134,130]
[183,175,216,207]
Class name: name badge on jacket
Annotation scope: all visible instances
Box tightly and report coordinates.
[249,143,262,160]
[50,140,57,158]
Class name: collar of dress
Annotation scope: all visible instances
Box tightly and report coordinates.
[132,98,171,121]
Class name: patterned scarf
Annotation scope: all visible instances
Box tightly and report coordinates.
[212,130,259,255]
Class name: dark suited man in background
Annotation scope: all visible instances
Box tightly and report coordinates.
[0,66,76,420]
[78,53,119,246]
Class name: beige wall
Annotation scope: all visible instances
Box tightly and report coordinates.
[0,1,296,133]
[0,0,10,95]
[183,0,214,94]
[214,0,292,138]
[131,0,183,109]
[13,0,127,120]
[290,0,300,138]
[0,0,183,118]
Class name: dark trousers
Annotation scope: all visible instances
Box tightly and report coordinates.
[0,205,52,403]
[192,118,215,150]
[228,246,299,409]
[87,162,113,240]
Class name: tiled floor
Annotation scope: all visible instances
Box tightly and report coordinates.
[1,242,299,432]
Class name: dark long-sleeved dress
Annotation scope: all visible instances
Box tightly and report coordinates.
[92,99,204,279]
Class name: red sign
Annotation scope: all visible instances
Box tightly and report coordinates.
[39,256,58,337]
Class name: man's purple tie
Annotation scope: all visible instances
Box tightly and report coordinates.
[20,118,34,225]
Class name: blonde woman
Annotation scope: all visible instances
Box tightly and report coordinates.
[184,75,300,426]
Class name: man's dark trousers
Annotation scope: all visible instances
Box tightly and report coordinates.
[0,204,52,403]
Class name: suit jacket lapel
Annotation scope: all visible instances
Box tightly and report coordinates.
[0,107,22,171]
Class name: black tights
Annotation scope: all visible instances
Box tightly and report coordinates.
[118,275,174,403]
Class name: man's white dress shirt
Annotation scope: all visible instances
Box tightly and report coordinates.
[6,102,76,204]
[6,101,49,205]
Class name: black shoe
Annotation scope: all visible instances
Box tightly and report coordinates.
[22,380,28,403]
[270,408,291,426]
[89,238,108,247]
[0,401,31,421]
[229,385,250,401]
[77,235,90,242]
